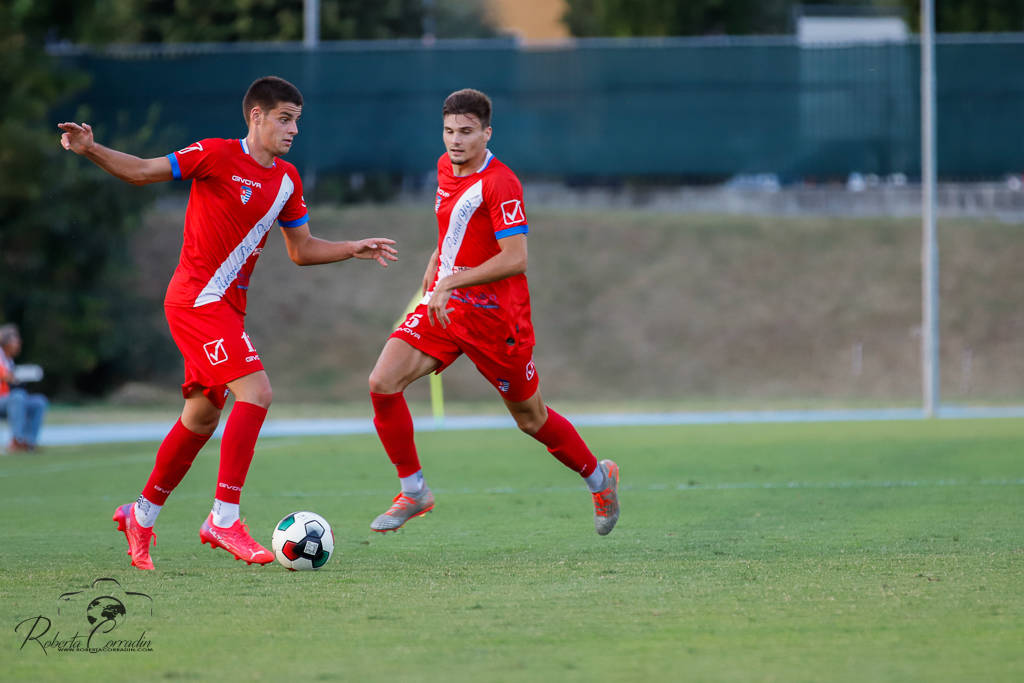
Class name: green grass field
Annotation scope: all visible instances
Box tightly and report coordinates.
[2,419,1022,682]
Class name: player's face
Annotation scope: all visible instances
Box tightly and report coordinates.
[443,113,491,173]
[3,336,20,357]
[253,102,302,157]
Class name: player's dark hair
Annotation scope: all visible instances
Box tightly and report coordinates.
[243,76,303,124]
[0,323,19,346]
[443,88,492,129]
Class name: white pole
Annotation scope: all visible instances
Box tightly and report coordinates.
[304,0,320,49]
[921,0,939,417]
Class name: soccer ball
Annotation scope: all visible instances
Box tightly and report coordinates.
[271,511,335,571]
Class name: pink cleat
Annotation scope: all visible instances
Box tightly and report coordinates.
[199,514,274,565]
[113,503,156,570]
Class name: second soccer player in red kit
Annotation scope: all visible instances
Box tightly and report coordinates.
[59,76,398,569]
[367,88,620,535]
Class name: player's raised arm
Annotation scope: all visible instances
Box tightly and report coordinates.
[279,223,398,267]
[58,122,173,185]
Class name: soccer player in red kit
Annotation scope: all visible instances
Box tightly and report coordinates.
[58,76,398,569]
[367,89,620,535]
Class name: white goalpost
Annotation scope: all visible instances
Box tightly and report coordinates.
[921,0,940,417]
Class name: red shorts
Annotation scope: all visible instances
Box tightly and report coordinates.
[164,302,265,409]
[390,304,539,402]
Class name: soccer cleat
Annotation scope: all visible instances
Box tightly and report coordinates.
[113,503,156,570]
[370,486,435,532]
[199,514,274,565]
[591,459,620,536]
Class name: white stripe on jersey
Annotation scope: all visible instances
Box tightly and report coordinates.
[194,174,294,307]
[422,179,484,305]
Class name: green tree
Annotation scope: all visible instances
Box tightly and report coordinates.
[564,0,792,37]
[563,0,1024,37]
[908,0,1024,33]
[21,0,496,44]
[0,5,174,397]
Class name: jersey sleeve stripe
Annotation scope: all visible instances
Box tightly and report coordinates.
[279,213,309,228]
[494,224,528,240]
[167,153,182,180]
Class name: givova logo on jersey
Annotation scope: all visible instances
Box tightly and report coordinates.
[434,187,450,214]
[232,174,262,204]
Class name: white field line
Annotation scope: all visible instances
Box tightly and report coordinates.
[31,404,1024,447]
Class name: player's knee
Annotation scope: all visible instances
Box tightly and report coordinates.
[513,412,545,436]
[185,411,220,435]
[251,385,273,408]
[368,370,398,395]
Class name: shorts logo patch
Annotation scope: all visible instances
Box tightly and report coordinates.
[203,338,228,366]
[497,379,511,393]
[525,360,536,381]
[500,199,525,225]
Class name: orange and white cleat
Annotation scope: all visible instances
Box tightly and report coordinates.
[591,460,620,536]
[199,515,274,565]
[370,486,435,532]
[113,503,156,570]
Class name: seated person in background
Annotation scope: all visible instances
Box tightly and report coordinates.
[0,324,48,452]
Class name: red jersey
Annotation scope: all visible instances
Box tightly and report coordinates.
[0,348,12,397]
[425,150,533,347]
[164,138,308,313]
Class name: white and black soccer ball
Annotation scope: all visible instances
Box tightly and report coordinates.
[271,511,335,571]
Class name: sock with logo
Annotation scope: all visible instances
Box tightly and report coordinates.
[215,401,267,506]
[140,418,213,511]
[531,407,599,479]
[371,392,422,478]
[133,495,162,528]
[211,499,241,528]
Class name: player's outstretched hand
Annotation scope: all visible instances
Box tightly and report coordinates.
[58,122,95,155]
[351,238,399,267]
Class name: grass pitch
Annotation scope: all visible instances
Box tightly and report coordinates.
[2,418,1022,682]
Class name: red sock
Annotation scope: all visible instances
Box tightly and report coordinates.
[532,407,598,477]
[371,391,421,477]
[142,419,212,504]
[215,401,267,504]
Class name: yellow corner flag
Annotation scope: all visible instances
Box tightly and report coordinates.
[395,290,445,425]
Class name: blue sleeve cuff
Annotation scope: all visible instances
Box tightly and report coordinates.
[166,153,182,180]
[279,213,309,228]
[495,224,528,240]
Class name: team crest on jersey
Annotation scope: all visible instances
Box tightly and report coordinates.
[203,338,228,366]
[501,199,525,225]
[239,185,253,204]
